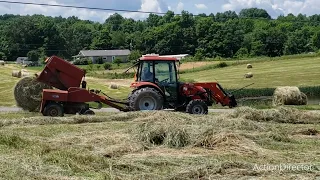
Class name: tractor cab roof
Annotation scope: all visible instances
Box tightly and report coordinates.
[139,56,179,61]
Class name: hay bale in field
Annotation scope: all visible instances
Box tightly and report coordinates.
[244,72,253,78]
[21,71,30,77]
[14,77,52,112]
[247,64,252,69]
[109,84,119,89]
[272,86,308,106]
[0,60,4,66]
[12,70,22,78]
[21,69,28,72]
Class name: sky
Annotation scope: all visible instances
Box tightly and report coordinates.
[0,0,319,22]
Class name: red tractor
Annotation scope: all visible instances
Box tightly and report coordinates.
[36,55,237,117]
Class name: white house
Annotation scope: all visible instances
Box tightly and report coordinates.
[73,49,131,63]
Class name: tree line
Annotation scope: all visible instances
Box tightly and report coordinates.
[1,7,320,61]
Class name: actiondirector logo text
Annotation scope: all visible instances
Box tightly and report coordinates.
[253,164,317,172]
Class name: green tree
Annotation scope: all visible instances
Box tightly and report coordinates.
[27,50,40,62]
[0,52,6,60]
[239,8,271,19]
[113,58,122,67]
[128,50,142,62]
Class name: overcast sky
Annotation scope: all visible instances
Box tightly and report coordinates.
[0,0,319,22]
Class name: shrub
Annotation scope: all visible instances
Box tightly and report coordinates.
[217,62,228,68]
[104,62,112,70]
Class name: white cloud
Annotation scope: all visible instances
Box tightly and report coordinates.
[176,1,184,12]
[221,0,320,17]
[123,0,169,19]
[0,0,114,22]
[195,4,208,10]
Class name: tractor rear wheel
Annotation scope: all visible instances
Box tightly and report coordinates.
[43,102,64,117]
[186,100,208,115]
[129,87,163,111]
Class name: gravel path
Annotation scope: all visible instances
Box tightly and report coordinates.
[0,107,234,113]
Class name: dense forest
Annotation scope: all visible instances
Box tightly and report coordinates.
[1,7,320,61]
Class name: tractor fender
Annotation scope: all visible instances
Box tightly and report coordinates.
[130,82,165,96]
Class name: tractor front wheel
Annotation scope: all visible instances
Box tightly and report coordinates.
[186,100,208,115]
[43,102,64,117]
[129,87,163,111]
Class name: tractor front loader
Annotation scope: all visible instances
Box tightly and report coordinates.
[36,55,237,117]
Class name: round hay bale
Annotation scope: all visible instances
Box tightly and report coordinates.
[12,70,22,78]
[0,60,4,66]
[272,86,308,106]
[247,64,252,69]
[109,84,119,89]
[21,71,30,77]
[21,69,28,72]
[244,72,253,78]
[14,77,52,112]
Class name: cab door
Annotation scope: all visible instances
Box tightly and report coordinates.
[154,61,178,103]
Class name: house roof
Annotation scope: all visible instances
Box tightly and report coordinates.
[77,49,131,57]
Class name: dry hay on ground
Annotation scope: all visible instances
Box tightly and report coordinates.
[137,121,190,148]
[12,70,21,78]
[194,131,260,155]
[272,86,307,106]
[244,72,253,78]
[247,64,252,68]
[0,60,4,66]
[231,106,320,124]
[14,77,52,112]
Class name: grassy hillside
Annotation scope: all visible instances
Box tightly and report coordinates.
[0,108,319,179]
[181,56,320,89]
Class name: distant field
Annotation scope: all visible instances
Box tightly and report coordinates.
[181,56,320,89]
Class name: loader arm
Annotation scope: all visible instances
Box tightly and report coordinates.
[192,82,237,108]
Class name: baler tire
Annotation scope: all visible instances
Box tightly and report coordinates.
[43,102,64,117]
[186,100,208,115]
[129,87,163,111]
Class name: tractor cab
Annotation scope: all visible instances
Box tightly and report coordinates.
[130,55,181,106]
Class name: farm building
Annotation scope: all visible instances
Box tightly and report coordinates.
[143,54,190,60]
[16,57,29,64]
[73,49,131,63]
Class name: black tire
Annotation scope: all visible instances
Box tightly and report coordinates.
[129,87,164,111]
[43,102,64,117]
[186,100,208,115]
[83,109,95,115]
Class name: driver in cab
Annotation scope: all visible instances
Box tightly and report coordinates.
[141,67,153,82]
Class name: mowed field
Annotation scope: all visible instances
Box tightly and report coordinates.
[0,107,319,179]
[181,56,320,89]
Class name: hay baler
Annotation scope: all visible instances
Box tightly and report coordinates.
[36,56,237,117]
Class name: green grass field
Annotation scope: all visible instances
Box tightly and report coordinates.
[181,56,320,89]
[0,108,319,179]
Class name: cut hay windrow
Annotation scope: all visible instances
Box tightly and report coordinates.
[194,131,261,155]
[272,86,307,106]
[14,77,52,112]
[231,106,320,124]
